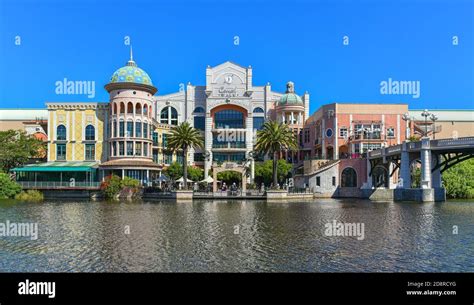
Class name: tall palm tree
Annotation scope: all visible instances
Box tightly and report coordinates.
[167,122,204,190]
[254,121,298,187]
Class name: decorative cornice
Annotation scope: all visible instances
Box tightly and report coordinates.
[104,82,157,95]
[46,103,109,110]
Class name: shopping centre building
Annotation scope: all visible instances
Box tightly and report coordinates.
[3,52,473,189]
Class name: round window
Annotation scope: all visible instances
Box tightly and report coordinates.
[326,128,333,138]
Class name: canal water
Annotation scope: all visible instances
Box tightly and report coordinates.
[0,199,472,272]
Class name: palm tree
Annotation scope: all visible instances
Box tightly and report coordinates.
[167,122,204,190]
[254,121,297,187]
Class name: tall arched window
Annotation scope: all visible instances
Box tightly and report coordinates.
[113,103,117,114]
[135,120,142,137]
[120,102,125,114]
[126,120,133,137]
[194,116,205,130]
[214,109,244,129]
[160,106,178,125]
[194,107,205,113]
[135,103,142,115]
[143,104,148,116]
[85,125,95,140]
[253,107,264,113]
[57,125,66,140]
[127,102,133,114]
[341,167,357,187]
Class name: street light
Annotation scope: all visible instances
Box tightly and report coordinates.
[430,113,438,140]
[402,112,413,140]
[421,109,431,137]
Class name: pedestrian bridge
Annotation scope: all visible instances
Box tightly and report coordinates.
[365,137,474,201]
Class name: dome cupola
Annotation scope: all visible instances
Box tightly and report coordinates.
[279,81,303,105]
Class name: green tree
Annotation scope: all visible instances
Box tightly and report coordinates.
[164,162,183,181]
[0,173,22,199]
[254,121,297,187]
[167,122,204,189]
[217,171,242,185]
[254,159,292,186]
[187,166,204,182]
[411,167,421,188]
[0,130,45,173]
[442,158,474,199]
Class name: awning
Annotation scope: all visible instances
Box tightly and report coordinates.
[11,161,99,172]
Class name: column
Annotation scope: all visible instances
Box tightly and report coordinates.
[400,141,411,188]
[246,113,253,183]
[213,170,217,192]
[431,153,442,188]
[388,163,396,189]
[334,115,338,160]
[298,112,302,125]
[420,137,432,189]
[290,112,294,124]
[204,113,212,178]
[364,158,373,188]
[321,118,326,159]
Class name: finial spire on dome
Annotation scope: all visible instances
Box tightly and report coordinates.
[126,45,137,67]
[286,81,295,93]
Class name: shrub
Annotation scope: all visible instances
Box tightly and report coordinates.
[121,176,140,188]
[100,174,122,199]
[0,173,22,199]
[15,190,44,201]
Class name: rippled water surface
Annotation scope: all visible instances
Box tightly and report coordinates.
[0,199,473,272]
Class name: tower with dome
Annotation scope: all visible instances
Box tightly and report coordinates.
[99,49,161,183]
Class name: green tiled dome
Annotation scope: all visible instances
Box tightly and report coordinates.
[279,81,303,105]
[110,64,153,86]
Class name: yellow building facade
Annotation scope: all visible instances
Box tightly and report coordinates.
[47,102,108,163]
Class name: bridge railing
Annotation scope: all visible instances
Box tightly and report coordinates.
[431,137,474,148]
[368,136,474,159]
[18,181,101,189]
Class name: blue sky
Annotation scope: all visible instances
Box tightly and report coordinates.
[0,0,473,113]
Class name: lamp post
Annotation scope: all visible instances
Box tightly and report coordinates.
[421,109,431,138]
[402,112,412,141]
[430,113,438,140]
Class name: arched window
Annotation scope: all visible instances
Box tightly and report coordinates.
[341,167,357,187]
[120,102,125,114]
[253,107,264,113]
[113,103,117,114]
[143,104,148,115]
[194,106,205,113]
[160,106,178,125]
[214,109,244,129]
[135,103,142,115]
[56,125,66,140]
[126,120,133,138]
[127,102,133,114]
[85,125,95,140]
[194,116,205,130]
[135,120,142,137]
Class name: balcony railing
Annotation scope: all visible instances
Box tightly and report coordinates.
[18,181,101,189]
[212,142,246,149]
